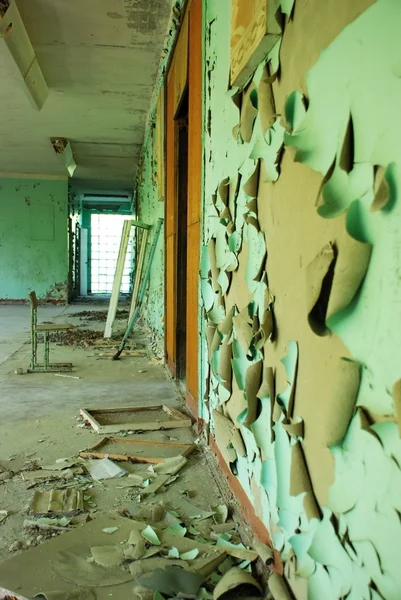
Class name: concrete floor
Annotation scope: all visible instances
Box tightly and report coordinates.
[0,303,226,591]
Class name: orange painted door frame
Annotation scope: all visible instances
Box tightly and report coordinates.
[165,0,203,413]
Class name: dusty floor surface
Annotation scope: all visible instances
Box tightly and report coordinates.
[0,303,264,599]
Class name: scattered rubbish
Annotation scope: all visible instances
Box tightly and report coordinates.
[21,467,82,481]
[141,475,171,495]
[183,488,197,498]
[165,523,188,537]
[150,455,188,476]
[15,367,25,375]
[141,525,161,546]
[80,405,192,434]
[79,437,195,463]
[212,522,236,534]
[44,458,80,470]
[213,567,263,599]
[188,525,200,535]
[180,548,199,560]
[93,350,147,358]
[168,546,180,558]
[0,510,8,524]
[48,329,105,348]
[23,518,72,532]
[31,489,83,516]
[54,374,81,380]
[70,309,129,322]
[213,504,229,524]
[85,458,127,481]
[102,527,119,534]
[174,498,216,521]
[215,537,258,561]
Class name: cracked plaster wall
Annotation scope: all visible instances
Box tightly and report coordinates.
[0,178,68,302]
[201,0,401,597]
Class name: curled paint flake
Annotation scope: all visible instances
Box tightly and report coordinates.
[245,221,267,294]
[276,341,298,416]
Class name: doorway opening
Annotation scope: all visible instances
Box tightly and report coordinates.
[175,91,189,382]
[90,214,133,295]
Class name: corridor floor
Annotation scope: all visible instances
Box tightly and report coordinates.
[0,303,240,598]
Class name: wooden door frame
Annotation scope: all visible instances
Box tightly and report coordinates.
[164,0,203,418]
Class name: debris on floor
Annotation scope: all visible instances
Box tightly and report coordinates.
[0,422,268,599]
[84,457,126,481]
[68,309,130,322]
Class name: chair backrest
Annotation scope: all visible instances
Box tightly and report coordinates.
[29,291,38,309]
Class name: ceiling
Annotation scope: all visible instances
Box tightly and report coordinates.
[0,0,173,190]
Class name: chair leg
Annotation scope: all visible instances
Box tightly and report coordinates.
[31,329,37,370]
[44,332,50,370]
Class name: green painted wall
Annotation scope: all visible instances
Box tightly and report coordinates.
[0,177,69,301]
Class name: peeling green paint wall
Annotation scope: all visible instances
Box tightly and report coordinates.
[201,0,401,597]
[135,0,187,347]
[137,137,165,341]
[0,177,69,302]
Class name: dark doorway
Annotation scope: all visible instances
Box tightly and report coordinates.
[175,91,189,382]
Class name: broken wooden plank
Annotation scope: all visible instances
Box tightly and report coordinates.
[79,437,196,463]
[80,404,192,434]
[129,227,149,321]
[104,219,132,339]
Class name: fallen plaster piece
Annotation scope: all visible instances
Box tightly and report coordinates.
[213,567,263,600]
[174,497,215,521]
[141,525,161,546]
[141,474,171,495]
[0,510,8,524]
[90,544,125,568]
[215,537,258,561]
[150,455,188,476]
[102,527,119,534]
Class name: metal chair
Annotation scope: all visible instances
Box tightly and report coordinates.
[28,291,74,373]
